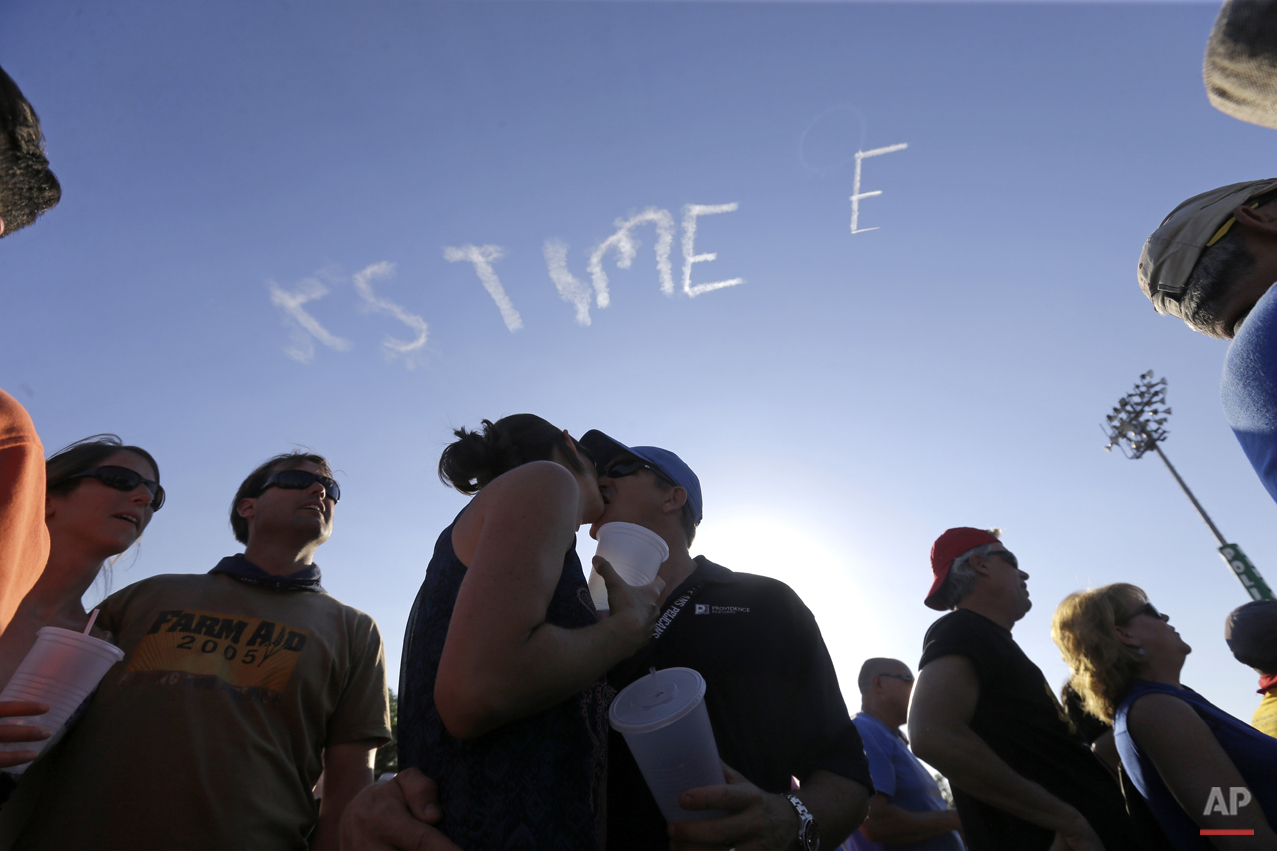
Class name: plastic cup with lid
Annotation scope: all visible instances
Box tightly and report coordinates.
[609,666,727,823]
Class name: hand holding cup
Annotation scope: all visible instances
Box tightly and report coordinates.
[0,701,51,769]
[595,555,664,656]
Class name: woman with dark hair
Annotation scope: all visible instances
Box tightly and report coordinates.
[1053,584,1277,850]
[398,414,662,850]
[0,435,161,701]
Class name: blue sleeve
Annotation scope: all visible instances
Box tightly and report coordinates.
[1223,284,1277,506]
[852,717,898,797]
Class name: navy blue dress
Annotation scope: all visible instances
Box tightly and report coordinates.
[1115,680,1277,851]
[398,515,609,850]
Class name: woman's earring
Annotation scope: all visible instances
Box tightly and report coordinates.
[1138,647,1146,656]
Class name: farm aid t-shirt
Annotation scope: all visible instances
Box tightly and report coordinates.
[9,570,390,851]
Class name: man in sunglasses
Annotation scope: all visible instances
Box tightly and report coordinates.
[847,658,962,850]
[909,528,1150,851]
[579,430,874,851]
[1137,178,1277,509]
[11,452,391,851]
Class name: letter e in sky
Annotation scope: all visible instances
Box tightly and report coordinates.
[850,143,907,234]
[681,203,744,298]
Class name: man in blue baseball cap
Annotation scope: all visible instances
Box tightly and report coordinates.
[578,429,873,851]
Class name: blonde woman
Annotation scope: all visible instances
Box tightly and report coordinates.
[1053,584,1277,850]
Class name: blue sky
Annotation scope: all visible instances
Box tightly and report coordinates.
[5,0,1275,725]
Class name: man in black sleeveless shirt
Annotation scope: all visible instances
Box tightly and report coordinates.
[579,430,874,851]
[909,527,1152,851]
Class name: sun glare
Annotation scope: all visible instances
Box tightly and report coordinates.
[692,512,888,697]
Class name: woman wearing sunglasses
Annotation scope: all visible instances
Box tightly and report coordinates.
[0,435,161,766]
[398,413,663,850]
[1052,585,1277,850]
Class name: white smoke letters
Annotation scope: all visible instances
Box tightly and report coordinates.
[589,207,676,304]
[443,244,524,332]
[681,203,744,297]
[351,262,429,366]
[850,143,907,234]
[269,146,905,364]
[268,277,353,365]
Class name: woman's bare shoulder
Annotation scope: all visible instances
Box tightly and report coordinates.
[454,462,579,555]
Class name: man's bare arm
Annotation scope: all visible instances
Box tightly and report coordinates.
[907,655,1103,851]
[859,793,961,845]
[312,740,379,851]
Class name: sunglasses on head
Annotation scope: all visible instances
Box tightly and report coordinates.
[261,470,341,503]
[1119,602,1162,625]
[878,673,915,684]
[63,466,165,511]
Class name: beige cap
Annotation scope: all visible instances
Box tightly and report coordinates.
[1138,178,1277,320]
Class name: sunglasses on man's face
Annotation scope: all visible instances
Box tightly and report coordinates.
[261,470,341,503]
[65,466,165,511]
[987,549,1019,570]
[1118,602,1162,625]
[602,458,664,481]
[878,673,915,684]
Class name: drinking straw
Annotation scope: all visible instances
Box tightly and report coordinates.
[83,609,99,635]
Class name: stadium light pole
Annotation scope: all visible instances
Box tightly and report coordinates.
[1103,371,1273,602]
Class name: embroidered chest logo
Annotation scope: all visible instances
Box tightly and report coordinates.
[694,604,751,615]
[124,608,310,701]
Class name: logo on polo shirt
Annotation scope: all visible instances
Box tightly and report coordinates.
[694,604,750,615]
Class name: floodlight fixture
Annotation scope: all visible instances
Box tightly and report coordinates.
[1102,371,1272,602]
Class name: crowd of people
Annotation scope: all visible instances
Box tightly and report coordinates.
[7,1,1277,849]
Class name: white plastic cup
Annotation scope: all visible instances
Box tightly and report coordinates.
[0,627,125,773]
[595,522,669,587]
[587,568,610,612]
[609,667,728,823]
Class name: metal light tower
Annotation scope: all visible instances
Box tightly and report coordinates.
[1103,371,1273,602]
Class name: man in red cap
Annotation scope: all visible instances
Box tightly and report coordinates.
[907,528,1151,851]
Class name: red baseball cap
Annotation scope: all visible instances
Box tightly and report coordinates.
[926,527,1001,611]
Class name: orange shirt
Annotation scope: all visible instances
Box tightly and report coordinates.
[0,389,48,632]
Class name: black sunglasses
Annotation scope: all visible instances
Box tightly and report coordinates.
[988,549,1019,570]
[261,470,341,503]
[878,673,915,684]
[64,466,165,511]
[1118,602,1162,625]
[602,458,666,481]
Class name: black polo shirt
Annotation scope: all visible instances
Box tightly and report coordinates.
[607,556,873,850]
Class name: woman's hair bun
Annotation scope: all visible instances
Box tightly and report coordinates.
[437,414,578,494]
[438,419,522,494]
